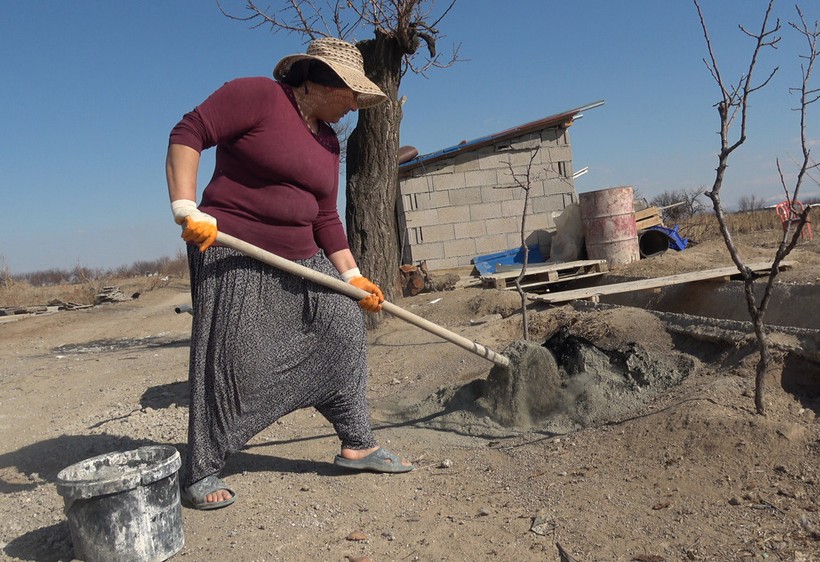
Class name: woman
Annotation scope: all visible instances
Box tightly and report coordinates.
[165,37,413,511]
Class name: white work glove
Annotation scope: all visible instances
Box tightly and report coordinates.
[171,199,218,252]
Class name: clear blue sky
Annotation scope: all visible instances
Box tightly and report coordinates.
[2,1,817,274]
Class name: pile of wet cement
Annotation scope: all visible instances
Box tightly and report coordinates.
[396,328,697,437]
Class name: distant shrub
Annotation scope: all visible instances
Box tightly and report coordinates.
[650,187,706,223]
[0,250,191,307]
[10,251,189,287]
[737,194,767,212]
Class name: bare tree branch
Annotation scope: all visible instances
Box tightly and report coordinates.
[218,0,328,37]
[788,6,820,203]
[429,0,457,29]
[222,0,462,72]
[695,1,729,97]
[695,0,781,163]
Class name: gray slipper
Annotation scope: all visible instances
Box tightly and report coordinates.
[181,474,236,510]
[334,447,414,473]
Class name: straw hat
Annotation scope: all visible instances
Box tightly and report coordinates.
[274,37,387,108]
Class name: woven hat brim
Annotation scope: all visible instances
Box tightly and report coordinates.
[274,54,387,109]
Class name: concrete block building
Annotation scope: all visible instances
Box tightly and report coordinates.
[397,102,603,271]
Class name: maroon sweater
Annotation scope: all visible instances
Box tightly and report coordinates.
[169,77,348,260]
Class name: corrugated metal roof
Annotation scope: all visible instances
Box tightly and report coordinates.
[399,100,605,174]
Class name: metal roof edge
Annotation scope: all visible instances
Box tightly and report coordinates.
[399,100,605,174]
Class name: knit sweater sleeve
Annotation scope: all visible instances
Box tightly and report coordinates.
[169,77,275,151]
[169,78,350,259]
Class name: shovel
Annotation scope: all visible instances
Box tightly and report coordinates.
[215,232,511,368]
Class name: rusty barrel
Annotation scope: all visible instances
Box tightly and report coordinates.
[578,186,639,267]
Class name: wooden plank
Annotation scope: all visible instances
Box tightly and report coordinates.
[636,216,663,230]
[530,261,796,304]
[634,207,660,221]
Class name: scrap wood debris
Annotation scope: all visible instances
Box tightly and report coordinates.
[3,286,137,317]
[95,286,132,304]
[48,299,93,310]
[0,305,57,317]
[0,290,123,318]
[0,298,94,317]
[399,261,459,296]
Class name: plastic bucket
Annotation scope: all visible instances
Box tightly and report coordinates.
[578,186,639,267]
[56,445,184,562]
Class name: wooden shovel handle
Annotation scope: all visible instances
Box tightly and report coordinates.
[216,232,510,368]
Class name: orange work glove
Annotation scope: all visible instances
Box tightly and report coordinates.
[171,199,218,252]
[344,269,384,313]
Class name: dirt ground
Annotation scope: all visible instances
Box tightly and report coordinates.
[1,229,820,562]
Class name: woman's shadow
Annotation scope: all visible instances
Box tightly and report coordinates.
[1,379,193,561]
[1,379,375,561]
[0,432,178,562]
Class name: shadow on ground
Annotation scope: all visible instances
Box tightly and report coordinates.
[140,381,189,409]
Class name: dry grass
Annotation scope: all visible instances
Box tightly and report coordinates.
[0,209,791,308]
[676,208,782,243]
[0,252,190,308]
[0,275,190,309]
[0,281,97,309]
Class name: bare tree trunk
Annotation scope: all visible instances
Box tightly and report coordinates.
[695,0,781,414]
[346,31,403,327]
[514,195,531,341]
[505,146,546,341]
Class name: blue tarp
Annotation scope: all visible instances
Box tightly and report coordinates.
[649,225,688,251]
[473,245,546,276]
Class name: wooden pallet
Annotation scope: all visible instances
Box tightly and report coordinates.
[530,260,796,304]
[481,259,609,290]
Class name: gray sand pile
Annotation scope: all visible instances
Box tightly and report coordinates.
[479,340,561,428]
[395,309,698,437]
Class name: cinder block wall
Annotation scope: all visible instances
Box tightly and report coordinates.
[397,127,577,271]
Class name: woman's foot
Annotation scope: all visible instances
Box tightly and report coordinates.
[204,489,233,504]
[335,446,414,472]
[181,474,236,510]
